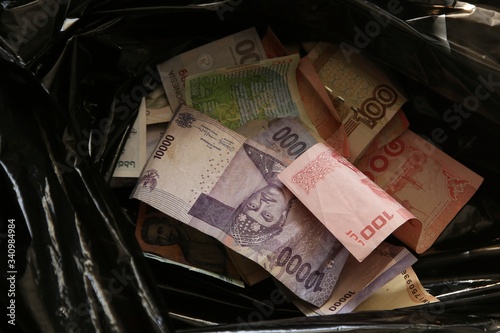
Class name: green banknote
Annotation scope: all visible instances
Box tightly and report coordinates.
[185,54,307,130]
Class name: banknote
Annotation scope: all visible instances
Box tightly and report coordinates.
[135,202,243,286]
[145,86,173,124]
[297,57,350,157]
[207,114,323,286]
[234,116,323,162]
[250,117,321,160]
[113,97,147,178]
[146,122,169,158]
[277,142,415,262]
[355,129,484,253]
[293,241,417,315]
[234,118,273,138]
[225,248,271,286]
[202,116,305,287]
[354,266,439,311]
[261,28,350,157]
[307,42,406,163]
[132,106,350,307]
[158,27,266,111]
[362,109,410,158]
[185,54,306,130]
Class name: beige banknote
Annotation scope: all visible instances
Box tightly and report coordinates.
[158,27,266,111]
[132,106,350,307]
[355,129,484,253]
[145,86,173,124]
[354,266,439,311]
[307,42,407,163]
[113,97,147,178]
[146,122,168,158]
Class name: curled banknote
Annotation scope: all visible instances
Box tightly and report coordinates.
[278,142,415,262]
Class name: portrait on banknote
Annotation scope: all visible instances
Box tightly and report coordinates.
[136,203,237,276]
[188,142,296,250]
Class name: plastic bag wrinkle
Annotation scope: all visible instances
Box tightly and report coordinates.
[0,55,174,332]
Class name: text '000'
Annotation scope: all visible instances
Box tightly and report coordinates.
[276,247,325,292]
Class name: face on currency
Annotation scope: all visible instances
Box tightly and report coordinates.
[142,218,185,246]
[242,184,288,227]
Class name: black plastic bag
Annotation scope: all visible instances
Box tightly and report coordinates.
[1,1,499,332]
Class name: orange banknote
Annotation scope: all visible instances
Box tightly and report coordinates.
[355,129,483,253]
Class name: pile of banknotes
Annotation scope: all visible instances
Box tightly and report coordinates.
[112,27,483,314]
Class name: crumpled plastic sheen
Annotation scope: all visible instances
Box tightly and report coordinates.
[0,0,499,332]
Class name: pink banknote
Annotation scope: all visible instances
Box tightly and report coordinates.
[278,142,415,261]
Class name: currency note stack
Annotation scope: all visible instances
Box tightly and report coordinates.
[118,26,484,313]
